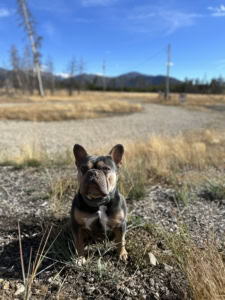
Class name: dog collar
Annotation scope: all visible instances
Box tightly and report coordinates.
[83,195,110,207]
[79,188,116,208]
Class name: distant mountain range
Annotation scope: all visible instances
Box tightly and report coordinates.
[0,68,182,89]
[61,71,182,89]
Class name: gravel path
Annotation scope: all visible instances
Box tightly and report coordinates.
[0,103,224,157]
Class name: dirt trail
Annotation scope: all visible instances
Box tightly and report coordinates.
[0,103,224,157]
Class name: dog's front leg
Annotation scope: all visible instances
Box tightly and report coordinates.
[72,225,86,264]
[114,221,128,261]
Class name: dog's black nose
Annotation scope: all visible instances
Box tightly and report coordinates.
[88,169,98,179]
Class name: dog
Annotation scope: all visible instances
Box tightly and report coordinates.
[70,143,128,263]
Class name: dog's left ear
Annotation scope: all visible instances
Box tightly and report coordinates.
[73,144,88,166]
[109,144,124,167]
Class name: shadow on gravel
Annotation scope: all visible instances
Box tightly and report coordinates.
[0,216,70,281]
[0,215,191,300]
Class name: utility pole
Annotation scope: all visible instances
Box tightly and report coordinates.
[102,60,106,91]
[165,44,171,101]
[17,0,44,97]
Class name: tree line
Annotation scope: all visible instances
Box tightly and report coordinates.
[1,0,224,97]
[1,49,225,96]
[0,44,87,96]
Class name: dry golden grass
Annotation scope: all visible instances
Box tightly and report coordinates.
[0,90,225,120]
[156,93,225,111]
[0,89,157,103]
[1,129,224,196]
[116,129,225,197]
[124,129,225,174]
[0,99,142,121]
[70,129,225,198]
[1,128,224,202]
[163,229,225,300]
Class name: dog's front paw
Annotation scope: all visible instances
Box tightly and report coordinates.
[119,248,128,261]
[76,256,86,266]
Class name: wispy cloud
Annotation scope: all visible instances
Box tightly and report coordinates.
[81,0,116,7]
[126,6,202,35]
[0,8,12,17]
[208,4,225,17]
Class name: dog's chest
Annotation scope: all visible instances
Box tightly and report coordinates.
[83,206,109,231]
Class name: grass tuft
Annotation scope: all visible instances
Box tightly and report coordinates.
[162,227,225,300]
[201,178,225,201]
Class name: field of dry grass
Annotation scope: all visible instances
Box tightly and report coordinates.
[0,100,142,121]
[0,90,225,121]
[156,93,225,111]
[0,90,143,121]
[1,129,224,197]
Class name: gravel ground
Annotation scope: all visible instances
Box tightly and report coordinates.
[0,166,224,299]
[0,167,224,244]
[0,103,225,157]
[0,105,225,299]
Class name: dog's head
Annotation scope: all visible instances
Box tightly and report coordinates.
[73,144,124,207]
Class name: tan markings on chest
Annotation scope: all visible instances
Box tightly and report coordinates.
[74,207,124,231]
[74,209,98,229]
[74,208,108,231]
[108,209,125,228]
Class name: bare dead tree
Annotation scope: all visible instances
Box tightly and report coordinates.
[22,45,34,94]
[67,57,77,96]
[10,44,23,91]
[165,44,171,101]
[46,56,55,95]
[16,0,44,97]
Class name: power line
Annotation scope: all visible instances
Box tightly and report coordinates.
[129,46,167,70]
[165,44,171,100]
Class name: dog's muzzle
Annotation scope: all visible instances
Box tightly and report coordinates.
[82,169,108,197]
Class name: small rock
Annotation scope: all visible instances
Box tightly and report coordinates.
[147,252,158,266]
[3,281,9,290]
[85,286,95,294]
[129,280,136,287]
[0,278,4,283]
[163,263,173,272]
[149,278,155,287]
[48,277,53,283]
[15,284,25,296]
[139,288,146,294]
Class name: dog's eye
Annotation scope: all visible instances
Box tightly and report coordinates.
[103,166,111,172]
[81,166,88,173]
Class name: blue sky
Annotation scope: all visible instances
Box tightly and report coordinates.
[0,0,225,80]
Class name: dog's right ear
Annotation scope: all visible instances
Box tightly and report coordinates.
[73,144,88,166]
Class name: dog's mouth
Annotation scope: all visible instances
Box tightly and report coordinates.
[86,182,108,199]
[83,180,110,207]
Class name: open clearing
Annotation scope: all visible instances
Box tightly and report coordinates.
[0,101,225,160]
[0,97,225,300]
